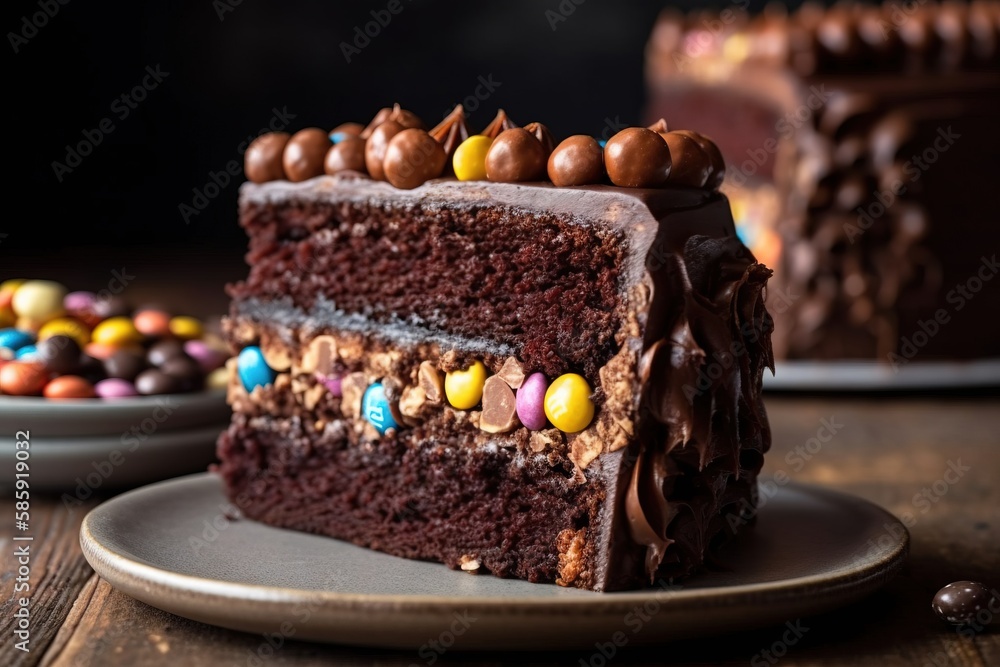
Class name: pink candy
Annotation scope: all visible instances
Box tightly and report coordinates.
[516,372,548,430]
[183,340,227,373]
[95,378,139,399]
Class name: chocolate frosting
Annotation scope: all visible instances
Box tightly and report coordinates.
[626,236,773,581]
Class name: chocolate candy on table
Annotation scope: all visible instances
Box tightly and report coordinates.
[103,349,148,381]
[35,335,82,374]
[245,132,291,184]
[932,581,997,625]
[485,128,547,183]
[1,362,49,396]
[604,128,672,188]
[523,122,556,159]
[548,135,606,187]
[282,128,330,183]
[134,368,182,396]
[383,129,448,190]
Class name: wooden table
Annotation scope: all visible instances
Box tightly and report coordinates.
[2,393,998,666]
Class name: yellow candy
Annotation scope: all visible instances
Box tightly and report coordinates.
[10,280,66,321]
[206,367,230,390]
[169,316,204,340]
[452,135,493,181]
[39,318,91,347]
[445,360,488,410]
[91,316,143,346]
[544,373,595,433]
[0,279,26,295]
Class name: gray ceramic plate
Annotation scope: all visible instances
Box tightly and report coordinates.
[0,390,228,491]
[80,474,908,649]
[766,358,1000,391]
[0,389,229,436]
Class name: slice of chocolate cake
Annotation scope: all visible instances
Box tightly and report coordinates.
[217,107,774,591]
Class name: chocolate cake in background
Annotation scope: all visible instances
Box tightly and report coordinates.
[216,105,775,591]
[646,1,1000,361]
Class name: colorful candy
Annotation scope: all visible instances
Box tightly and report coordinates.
[453,135,493,181]
[0,362,49,396]
[237,346,277,392]
[516,372,549,430]
[0,279,227,399]
[44,376,97,399]
[544,373,595,433]
[362,382,400,435]
[35,336,82,374]
[445,360,488,410]
[134,309,172,337]
[183,340,227,373]
[38,317,91,348]
[91,316,143,347]
[169,316,204,340]
[0,328,36,353]
[10,280,67,322]
[95,378,139,399]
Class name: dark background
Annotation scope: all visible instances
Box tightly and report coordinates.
[4,0,794,250]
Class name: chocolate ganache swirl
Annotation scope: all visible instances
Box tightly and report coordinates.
[627,235,773,580]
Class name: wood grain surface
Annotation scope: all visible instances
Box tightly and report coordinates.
[2,394,998,666]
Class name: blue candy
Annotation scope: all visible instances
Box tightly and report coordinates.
[15,344,38,361]
[237,346,277,392]
[362,382,400,435]
[329,131,350,144]
[0,328,36,352]
[597,138,607,149]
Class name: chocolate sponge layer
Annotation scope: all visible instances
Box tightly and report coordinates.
[231,194,626,380]
[217,412,608,588]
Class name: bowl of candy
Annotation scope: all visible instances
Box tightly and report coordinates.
[0,279,231,492]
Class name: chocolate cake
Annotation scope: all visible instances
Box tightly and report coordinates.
[646,1,1000,362]
[216,106,774,591]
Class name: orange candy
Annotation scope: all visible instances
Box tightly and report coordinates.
[0,362,49,396]
[43,375,97,399]
[134,309,172,337]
